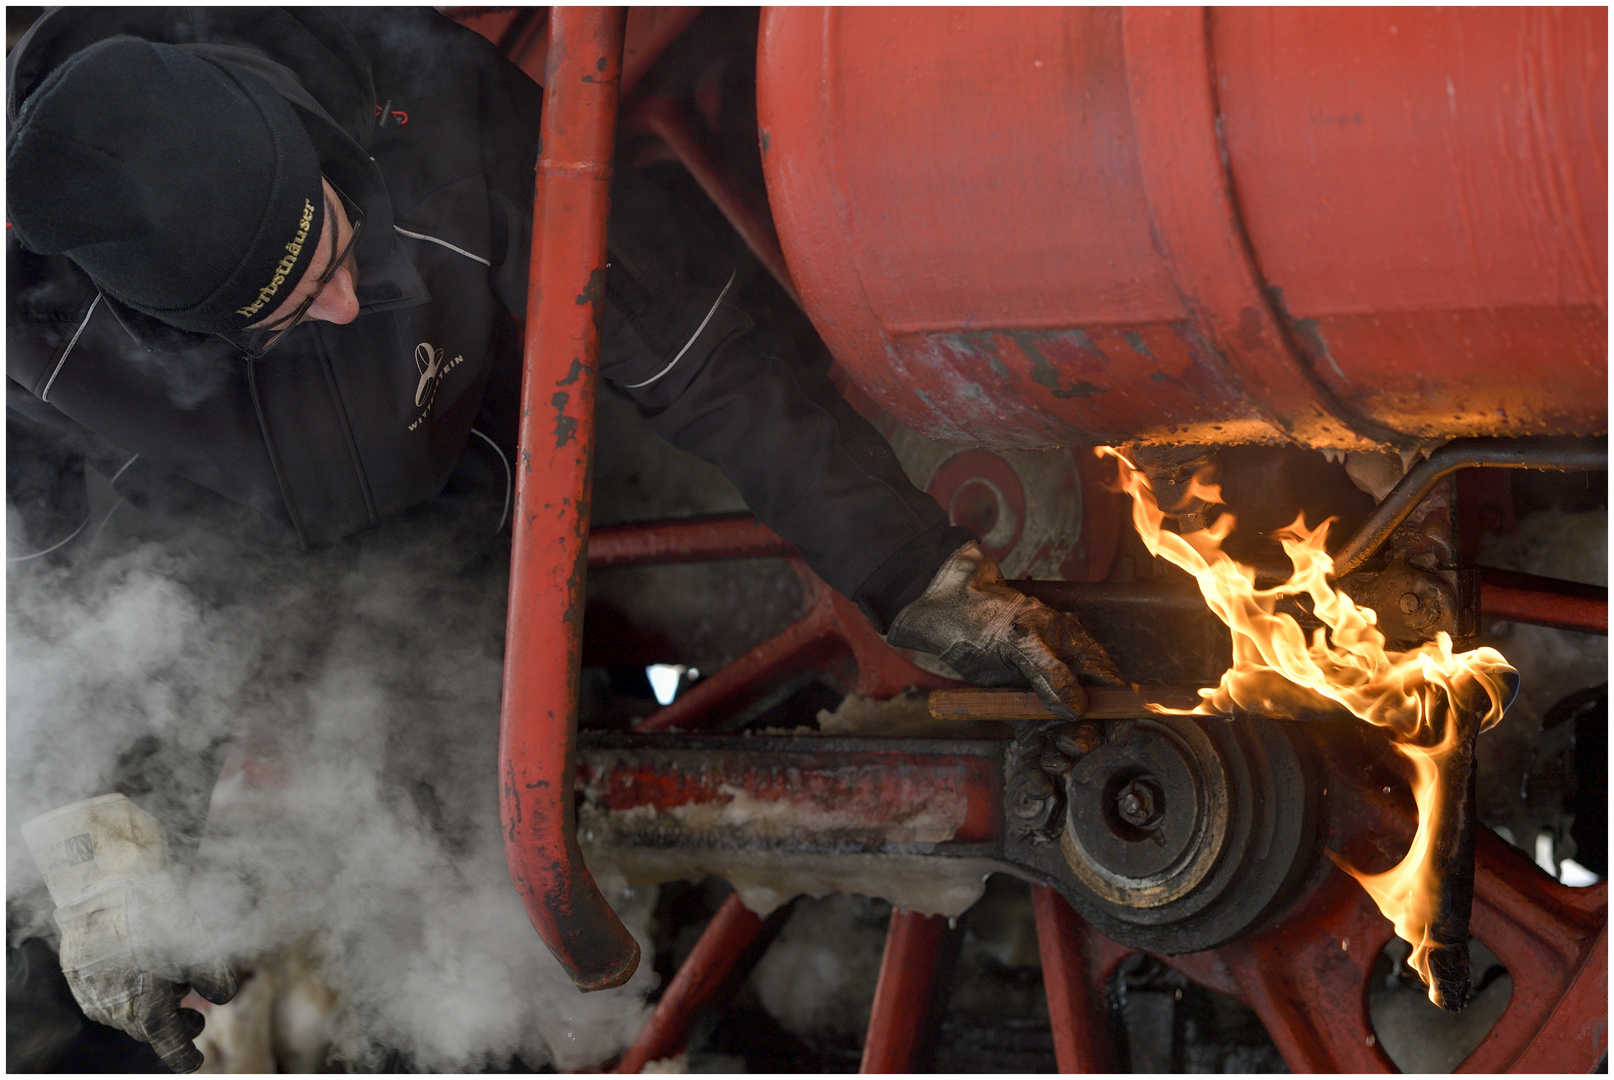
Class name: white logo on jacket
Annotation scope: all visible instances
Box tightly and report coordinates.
[408,341,465,431]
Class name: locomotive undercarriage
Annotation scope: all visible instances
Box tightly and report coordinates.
[514,8,1606,1071]
[484,8,1607,1071]
[583,363,1606,1072]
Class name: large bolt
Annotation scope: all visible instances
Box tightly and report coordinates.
[1399,591,1422,614]
[1116,778,1163,829]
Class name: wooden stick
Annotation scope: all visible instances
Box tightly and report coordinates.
[926,685,1362,723]
[927,686,1202,721]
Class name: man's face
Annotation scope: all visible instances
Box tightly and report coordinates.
[245,177,360,330]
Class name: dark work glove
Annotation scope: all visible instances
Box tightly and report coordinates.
[886,542,1125,725]
[23,795,237,1073]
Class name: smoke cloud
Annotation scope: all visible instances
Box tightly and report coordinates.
[7,475,655,1070]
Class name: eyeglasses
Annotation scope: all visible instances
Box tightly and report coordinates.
[219,178,365,359]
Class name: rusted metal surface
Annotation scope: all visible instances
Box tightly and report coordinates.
[587,513,793,570]
[1030,885,1117,1073]
[757,8,1607,451]
[613,892,764,1074]
[1119,8,1370,448]
[577,716,1604,1071]
[499,6,639,993]
[578,734,1002,851]
[576,733,1011,919]
[1214,8,1606,443]
[1478,567,1608,635]
[860,909,950,1074]
[883,438,1121,582]
[632,557,959,733]
[1330,437,1606,578]
[1422,703,1485,1011]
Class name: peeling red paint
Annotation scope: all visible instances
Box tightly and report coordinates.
[499,7,640,993]
[757,8,1606,449]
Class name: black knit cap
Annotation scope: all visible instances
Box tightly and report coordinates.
[7,35,325,335]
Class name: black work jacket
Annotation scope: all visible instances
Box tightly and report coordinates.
[6,8,969,628]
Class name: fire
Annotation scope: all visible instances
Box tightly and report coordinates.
[1098,446,1516,1003]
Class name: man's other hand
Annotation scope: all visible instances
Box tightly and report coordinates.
[23,795,236,1073]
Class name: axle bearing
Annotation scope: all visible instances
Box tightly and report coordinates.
[1050,713,1320,954]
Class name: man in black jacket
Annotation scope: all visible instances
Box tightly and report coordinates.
[7,9,1121,1070]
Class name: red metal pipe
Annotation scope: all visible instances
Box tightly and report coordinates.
[631,560,956,733]
[621,7,703,98]
[1478,566,1608,635]
[499,6,640,993]
[631,591,842,732]
[630,94,803,307]
[587,513,793,569]
[860,909,949,1073]
[462,8,696,96]
[1029,885,1116,1073]
[614,892,765,1073]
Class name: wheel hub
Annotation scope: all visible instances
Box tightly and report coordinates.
[1062,718,1229,910]
[1049,713,1321,953]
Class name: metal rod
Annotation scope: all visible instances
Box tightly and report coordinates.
[927,685,1323,722]
[620,8,703,98]
[1329,437,1605,579]
[1478,566,1607,634]
[613,892,764,1073]
[860,909,949,1074]
[1423,697,1484,1011]
[1030,885,1117,1073]
[499,6,639,993]
[588,513,792,569]
[632,598,840,732]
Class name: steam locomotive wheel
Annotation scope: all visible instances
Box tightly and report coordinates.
[584,519,1606,1074]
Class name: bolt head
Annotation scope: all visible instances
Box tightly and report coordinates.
[1399,591,1422,614]
[1116,780,1158,827]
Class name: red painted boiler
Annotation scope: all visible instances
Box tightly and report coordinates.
[757,7,1608,451]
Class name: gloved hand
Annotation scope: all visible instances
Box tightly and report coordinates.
[887,542,1125,766]
[23,794,237,1073]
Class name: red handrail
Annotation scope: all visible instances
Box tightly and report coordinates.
[499,6,640,992]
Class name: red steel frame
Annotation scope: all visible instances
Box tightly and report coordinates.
[470,2,1606,1062]
[587,513,791,569]
[499,6,638,992]
[613,892,765,1073]
[860,910,951,1073]
[578,516,1605,1068]
[1030,884,1117,1073]
[1032,832,1608,1073]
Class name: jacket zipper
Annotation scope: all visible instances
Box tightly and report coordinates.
[245,357,311,549]
[313,326,379,526]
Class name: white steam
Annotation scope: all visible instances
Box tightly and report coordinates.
[7,500,655,1070]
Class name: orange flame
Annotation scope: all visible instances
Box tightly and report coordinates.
[1098,447,1515,1002]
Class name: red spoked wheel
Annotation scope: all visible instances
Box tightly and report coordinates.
[584,516,1607,1075]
